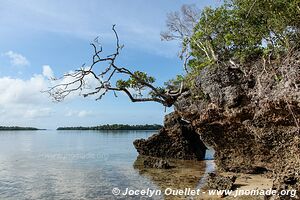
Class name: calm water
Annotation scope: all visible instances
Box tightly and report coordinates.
[0,130,214,200]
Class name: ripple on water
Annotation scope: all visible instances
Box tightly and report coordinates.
[0,130,215,200]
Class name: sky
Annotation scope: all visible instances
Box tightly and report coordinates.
[0,0,221,129]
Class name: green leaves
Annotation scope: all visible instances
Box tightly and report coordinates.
[187,0,300,72]
[116,79,129,89]
[116,71,155,91]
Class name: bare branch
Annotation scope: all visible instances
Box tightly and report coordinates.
[44,25,184,107]
[161,4,200,73]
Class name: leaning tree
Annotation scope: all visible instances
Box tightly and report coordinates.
[46,25,183,107]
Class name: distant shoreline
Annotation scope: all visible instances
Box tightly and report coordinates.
[0,126,44,131]
[57,124,163,131]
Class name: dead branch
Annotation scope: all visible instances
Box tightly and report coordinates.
[161,4,200,73]
[44,25,183,107]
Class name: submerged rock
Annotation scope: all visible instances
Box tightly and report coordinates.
[206,173,236,191]
[142,156,173,169]
[133,112,207,160]
[133,155,207,200]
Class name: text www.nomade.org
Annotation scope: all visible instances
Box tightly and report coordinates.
[111,187,297,198]
[207,188,297,198]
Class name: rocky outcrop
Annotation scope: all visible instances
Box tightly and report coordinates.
[133,112,207,160]
[133,51,300,197]
[174,53,300,198]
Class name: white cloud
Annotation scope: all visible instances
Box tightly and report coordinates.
[1,105,52,119]
[42,65,54,79]
[47,67,102,101]
[65,110,93,118]
[3,51,30,66]
[78,110,92,117]
[0,65,97,127]
[0,74,52,120]
[23,107,52,118]
[0,1,182,58]
[0,75,47,105]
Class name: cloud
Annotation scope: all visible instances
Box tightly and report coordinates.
[0,75,46,105]
[0,74,53,119]
[47,67,102,101]
[3,51,30,66]
[42,65,54,79]
[1,105,52,119]
[65,110,93,118]
[77,110,92,117]
[23,107,52,118]
[0,1,181,58]
[0,64,98,127]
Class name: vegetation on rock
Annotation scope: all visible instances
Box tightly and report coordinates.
[46,0,300,197]
[163,0,300,88]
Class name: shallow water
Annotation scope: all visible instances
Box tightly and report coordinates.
[0,130,214,200]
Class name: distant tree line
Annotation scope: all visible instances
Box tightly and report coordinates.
[0,126,39,131]
[57,124,163,130]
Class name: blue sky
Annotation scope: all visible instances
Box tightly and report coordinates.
[0,0,221,129]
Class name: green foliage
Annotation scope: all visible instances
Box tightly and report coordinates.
[164,75,184,89]
[116,71,155,91]
[83,1,300,105]
[0,126,40,131]
[188,0,300,71]
[148,87,165,99]
[231,0,300,52]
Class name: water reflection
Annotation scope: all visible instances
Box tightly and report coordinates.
[0,130,215,200]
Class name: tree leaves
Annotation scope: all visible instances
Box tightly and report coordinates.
[187,0,300,72]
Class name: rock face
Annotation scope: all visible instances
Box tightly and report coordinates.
[133,112,207,160]
[133,51,300,197]
[174,53,300,197]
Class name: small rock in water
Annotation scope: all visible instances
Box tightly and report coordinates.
[143,156,173,169]
[206,173,236,190]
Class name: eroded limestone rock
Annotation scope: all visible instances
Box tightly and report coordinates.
[174,54,300,196]
[133,112,207,160]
